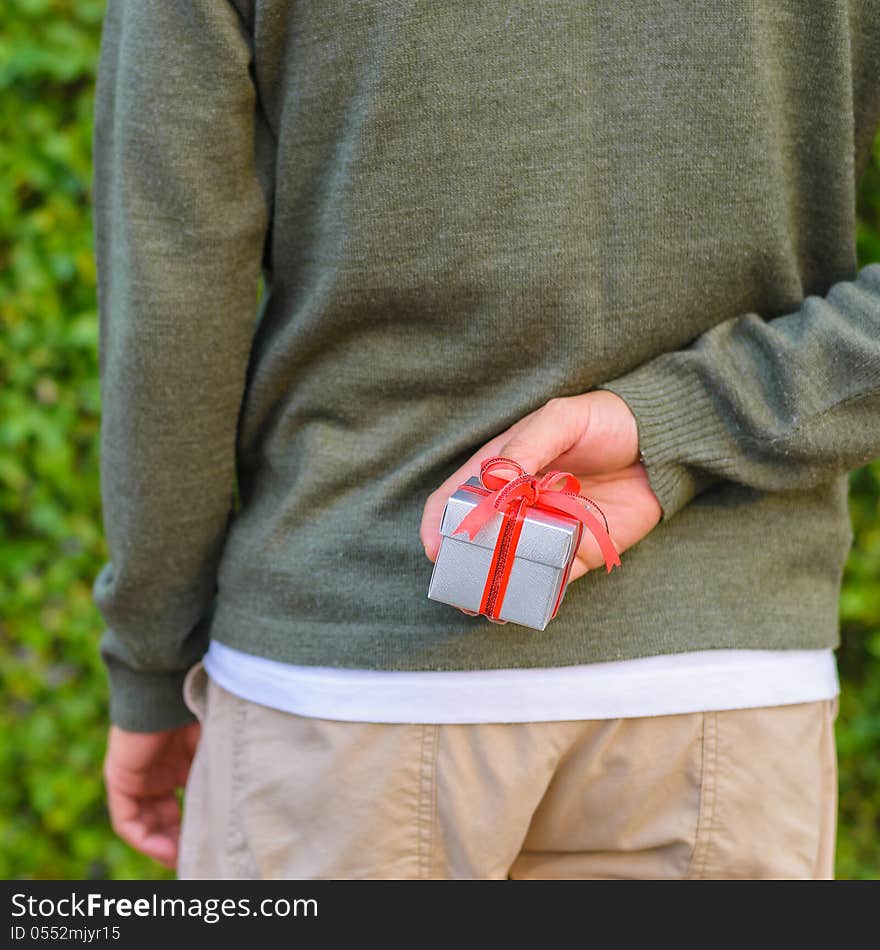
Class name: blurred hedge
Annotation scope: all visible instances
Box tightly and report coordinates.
[1,0,879,880]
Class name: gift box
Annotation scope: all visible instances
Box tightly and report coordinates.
[427,457,621,630]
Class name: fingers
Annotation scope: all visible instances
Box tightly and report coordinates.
[105,781,182,870]
[495,396,588,479]
[419,432,508,561]
[103,723,201,870]
[420,417,535,560]
[456,606,507,624]
[576,529,622,575]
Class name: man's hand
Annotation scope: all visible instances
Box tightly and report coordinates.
[420,391,663,604]
[104,722,201,870]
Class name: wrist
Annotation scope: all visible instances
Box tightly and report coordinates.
[590,389,641,468]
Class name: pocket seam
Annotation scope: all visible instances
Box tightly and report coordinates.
[686,710,718,880]
[227,691,258,878]
[417,724,440,880]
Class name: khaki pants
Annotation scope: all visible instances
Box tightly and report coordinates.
[177,660,839,880]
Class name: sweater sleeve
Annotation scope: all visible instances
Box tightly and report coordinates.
[599,261,880,523]
[91,0,271,731]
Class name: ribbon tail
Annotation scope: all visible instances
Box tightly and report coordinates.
[541,493,621,573]
[580,508,622,573]
[452,490,500,540]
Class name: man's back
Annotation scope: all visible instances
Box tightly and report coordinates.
[91,0,880,725]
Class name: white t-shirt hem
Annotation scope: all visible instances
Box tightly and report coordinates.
[201,640,840,724]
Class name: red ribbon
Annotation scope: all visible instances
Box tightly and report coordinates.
[452,456,621,621]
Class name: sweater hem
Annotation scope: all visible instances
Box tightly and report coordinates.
[206,597,841,673]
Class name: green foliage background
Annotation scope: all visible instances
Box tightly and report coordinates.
[1,0,878,880]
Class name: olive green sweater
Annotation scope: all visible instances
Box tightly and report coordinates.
[92,0,880,731]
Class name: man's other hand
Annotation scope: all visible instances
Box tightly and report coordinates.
[420,390,663,593]
[104,722,201,870]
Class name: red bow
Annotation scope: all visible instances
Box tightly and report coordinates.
[453,456,621,575]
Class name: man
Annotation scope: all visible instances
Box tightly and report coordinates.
[93,0,880,879]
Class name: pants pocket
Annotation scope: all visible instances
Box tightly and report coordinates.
[182,659,209,724]
[687,701,836,879]
[178,659,255,879]
[511,714,706,880]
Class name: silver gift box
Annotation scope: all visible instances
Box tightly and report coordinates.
[427,476,582,631]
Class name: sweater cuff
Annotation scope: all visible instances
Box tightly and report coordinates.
[103,657,198,733]
[598,357,729,521]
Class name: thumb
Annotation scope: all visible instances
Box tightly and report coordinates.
[496,397,585,476]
